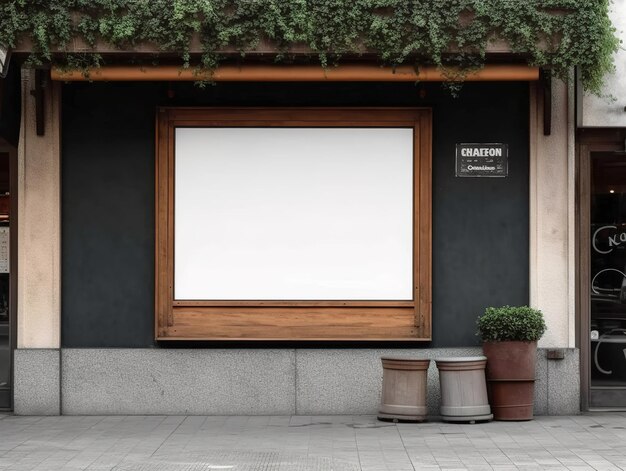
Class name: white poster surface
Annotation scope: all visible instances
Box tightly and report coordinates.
[175,127,413,300]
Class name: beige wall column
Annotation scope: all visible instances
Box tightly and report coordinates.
[13,69,62,415]
[530,78,576,348]
[17,69,61,348]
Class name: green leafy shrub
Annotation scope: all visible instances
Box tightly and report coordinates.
[477,305,546,342]
[0,0,620,95]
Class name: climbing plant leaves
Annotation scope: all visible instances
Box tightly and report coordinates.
[0,0,619,94]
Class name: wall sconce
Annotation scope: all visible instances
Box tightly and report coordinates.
[0,44,10,79]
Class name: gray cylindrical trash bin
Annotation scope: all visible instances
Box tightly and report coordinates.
[435,356,493,423]
[378,357,430,422]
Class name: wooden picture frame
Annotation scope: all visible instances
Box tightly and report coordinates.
[155,108,432,340]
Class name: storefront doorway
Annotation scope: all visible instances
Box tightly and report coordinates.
[0,142,12,410]
[589,151,626,407]
[0,65,18,410]
[580,129,626,409]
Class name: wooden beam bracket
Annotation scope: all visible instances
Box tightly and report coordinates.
[541,68,552,136]
[29,69,46,136]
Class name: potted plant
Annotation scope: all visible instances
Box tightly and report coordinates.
[477,305,546,421]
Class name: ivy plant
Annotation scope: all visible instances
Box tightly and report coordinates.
[0,0,619,94]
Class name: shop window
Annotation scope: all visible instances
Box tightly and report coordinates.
[155,108,432,340]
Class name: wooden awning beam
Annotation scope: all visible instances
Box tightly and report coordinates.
[51,64,539,82]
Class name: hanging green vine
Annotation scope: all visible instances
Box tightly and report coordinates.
[0,0,620,94]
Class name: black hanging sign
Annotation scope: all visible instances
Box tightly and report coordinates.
[455,143,508,177]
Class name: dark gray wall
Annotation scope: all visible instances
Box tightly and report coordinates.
[61,81,529,348]
[62,84,157,347]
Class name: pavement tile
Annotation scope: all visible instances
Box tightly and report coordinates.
[0,415,626,470]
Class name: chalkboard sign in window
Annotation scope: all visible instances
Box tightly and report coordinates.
[455,143,508,177]
[155,107,433,341]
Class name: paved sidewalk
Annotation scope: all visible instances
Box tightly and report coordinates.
[1,414,626,471]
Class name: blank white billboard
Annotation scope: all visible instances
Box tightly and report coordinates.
[174,127,413,300]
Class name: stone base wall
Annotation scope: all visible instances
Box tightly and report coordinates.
[13,348,580,416]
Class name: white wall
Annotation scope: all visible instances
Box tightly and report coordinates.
[580,0,626,128]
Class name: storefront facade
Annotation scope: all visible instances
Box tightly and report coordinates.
[4,67,580,415]
[4,1,622,415]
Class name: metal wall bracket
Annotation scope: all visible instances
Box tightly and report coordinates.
[540,69,552,136]
[29,69,46,136]
[547,348,565,360]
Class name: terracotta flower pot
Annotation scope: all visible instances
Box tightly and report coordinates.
[483,340,537,379]
[482,341,537,421]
